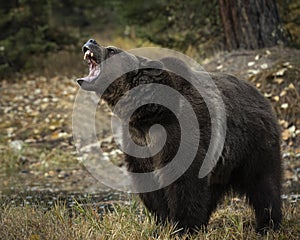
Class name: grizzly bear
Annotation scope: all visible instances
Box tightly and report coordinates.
[77,39,282,234]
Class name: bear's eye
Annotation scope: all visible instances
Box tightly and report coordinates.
[108,48,115,54]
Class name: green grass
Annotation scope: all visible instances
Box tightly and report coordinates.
[0,144,78,174]
[0,144,81,193]
[0,197,299,240]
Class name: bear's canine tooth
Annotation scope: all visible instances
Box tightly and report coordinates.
[84,50,90,60]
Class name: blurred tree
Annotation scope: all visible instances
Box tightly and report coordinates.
[277,0,300,48]
[0,0,298,77]
[113,0,222,57]
[116,0,299,53]
[0,0,77,77]
[218,0,288,50]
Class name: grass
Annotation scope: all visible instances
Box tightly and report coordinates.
[0,127,299,239]
[0,144,78,173]
[0,144,82,194]
[0,196,299,240]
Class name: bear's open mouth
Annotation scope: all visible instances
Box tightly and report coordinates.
[78,47,101,84]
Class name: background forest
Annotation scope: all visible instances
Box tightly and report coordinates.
[0,0,299,77]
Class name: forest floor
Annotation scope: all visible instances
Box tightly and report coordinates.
[0,46,299,239]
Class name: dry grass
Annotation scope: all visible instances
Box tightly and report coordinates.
[0,197,299,240]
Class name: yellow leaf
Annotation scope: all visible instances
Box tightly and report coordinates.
[49,125,56,130]
[288,83,295,90]
[280,90,287,97]
[29,235,40,240]
[282,129,291,140]
[281,103,289,109]
[274,68,286,77]
[273,78,284,84]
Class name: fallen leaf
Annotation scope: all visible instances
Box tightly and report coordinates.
[284,170,294,180]
[33,129,39,134]
[248,69,260,75]
[281,103,289,109]
[248,61,255,67]
[279,119,289,128]
[274,68,287,77]
[264,93,272,98]
[282,129,291,140]
[280,90,287,97]
[30,110,40,117]
[273,78,284,84]
[49,125,57,130]
[288,125,296,134]
[261,63,268,69]
[24,138,36,143]
[288,83,295,90]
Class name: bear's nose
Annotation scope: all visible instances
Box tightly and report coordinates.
[82,39,99,53]
[88,39,98,45]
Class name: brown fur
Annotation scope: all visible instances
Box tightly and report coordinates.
[77,39,282,234]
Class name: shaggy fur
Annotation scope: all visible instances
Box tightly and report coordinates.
[77,39,282,234]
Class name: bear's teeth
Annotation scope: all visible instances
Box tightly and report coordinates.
[84,50,91,60]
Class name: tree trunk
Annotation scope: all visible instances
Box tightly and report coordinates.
[218,0,288,50]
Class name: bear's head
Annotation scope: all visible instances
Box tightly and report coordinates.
[77,39,167,109]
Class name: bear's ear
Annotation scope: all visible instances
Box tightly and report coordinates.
[117,51,140,76]
[140,59,164,76]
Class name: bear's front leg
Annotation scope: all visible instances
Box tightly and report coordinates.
[165,176,211,233]
[139,190,169,223]
[125,155,170,223]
